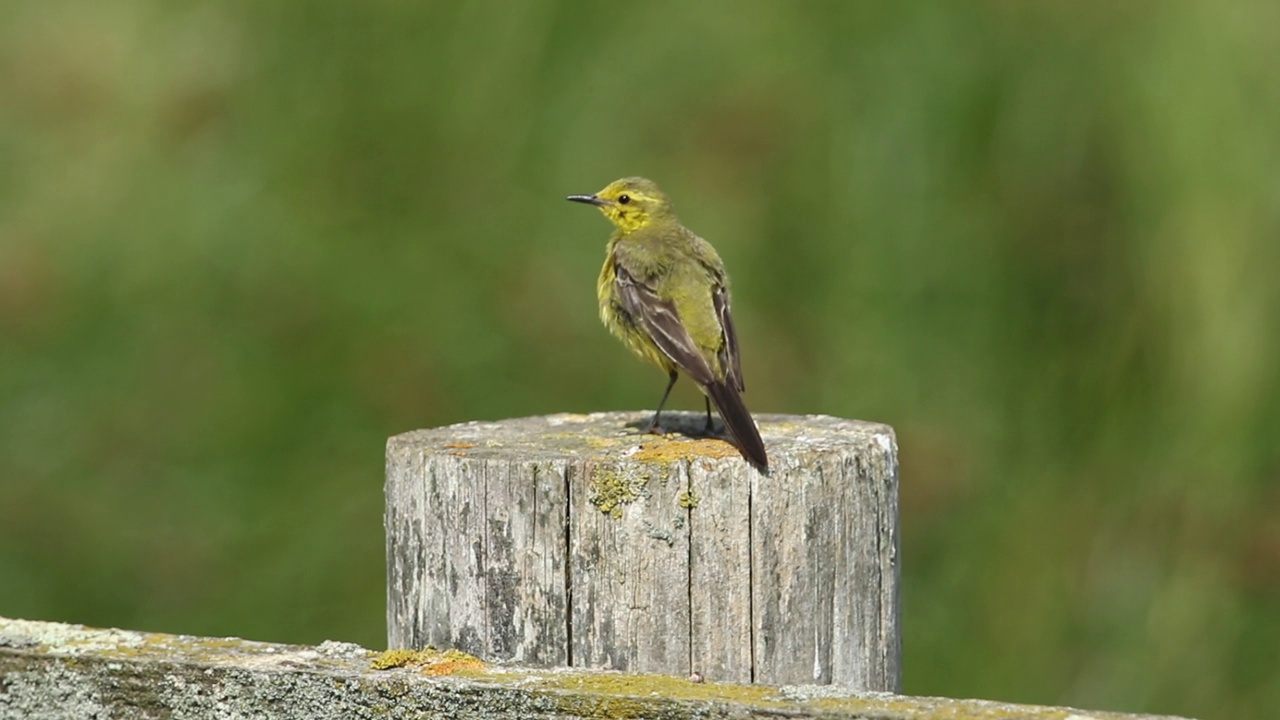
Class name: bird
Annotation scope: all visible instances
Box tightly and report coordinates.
[567,177,768,472]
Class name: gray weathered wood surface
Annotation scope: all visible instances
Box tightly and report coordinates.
[0,616,1196,720]
[385,411,901,689]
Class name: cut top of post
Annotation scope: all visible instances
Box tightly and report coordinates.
[386,411,896,472]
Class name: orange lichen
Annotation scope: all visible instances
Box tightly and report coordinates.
[421,655,486,675]
[371,648,485,675]
[633,438,739,463]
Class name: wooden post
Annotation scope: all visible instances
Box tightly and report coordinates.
[385,411,900,690]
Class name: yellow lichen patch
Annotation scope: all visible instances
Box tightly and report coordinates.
[371,648,485,675]
[535,671,781,709]
[634,438,739,463]
[678,489,700,509]
[588,468,647,518]
[442,442,476,449]
[421,652,486,676]
[371,649,419,669]
[583,435,629,449]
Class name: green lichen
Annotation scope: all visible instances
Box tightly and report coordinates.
[531,670,783,711]
[643,521,675,547]
[371,649,421,669]
[588,468,648,518]
[677,489,700,509]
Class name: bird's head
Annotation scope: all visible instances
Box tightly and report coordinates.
[567,177,674,233]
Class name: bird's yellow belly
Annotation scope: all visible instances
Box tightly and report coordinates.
[598,255,674,374]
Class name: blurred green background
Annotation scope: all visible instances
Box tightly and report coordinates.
[2,1,1277,717]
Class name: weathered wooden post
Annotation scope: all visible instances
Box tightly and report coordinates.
[385,411,900,690]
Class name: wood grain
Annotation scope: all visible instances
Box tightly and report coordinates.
[385,411,900,689]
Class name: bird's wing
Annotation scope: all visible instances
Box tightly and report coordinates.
[712,282,744,391]
[614,264,717,386]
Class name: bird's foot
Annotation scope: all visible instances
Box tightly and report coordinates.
[643,413,667,435]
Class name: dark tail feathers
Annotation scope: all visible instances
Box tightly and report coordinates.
[704,380,768,473]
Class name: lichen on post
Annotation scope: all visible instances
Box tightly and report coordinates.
[385,411,900,690]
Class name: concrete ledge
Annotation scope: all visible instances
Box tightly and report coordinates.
[0,616,1192,720]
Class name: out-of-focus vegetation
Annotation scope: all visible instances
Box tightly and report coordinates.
[2,1,1277,717]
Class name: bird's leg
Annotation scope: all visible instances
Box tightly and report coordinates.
[703,396,714,435]
[645,370,679,435]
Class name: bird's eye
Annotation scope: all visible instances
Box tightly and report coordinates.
[617,194,631,205]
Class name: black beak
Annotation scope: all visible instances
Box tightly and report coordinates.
[566,194,608,207]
